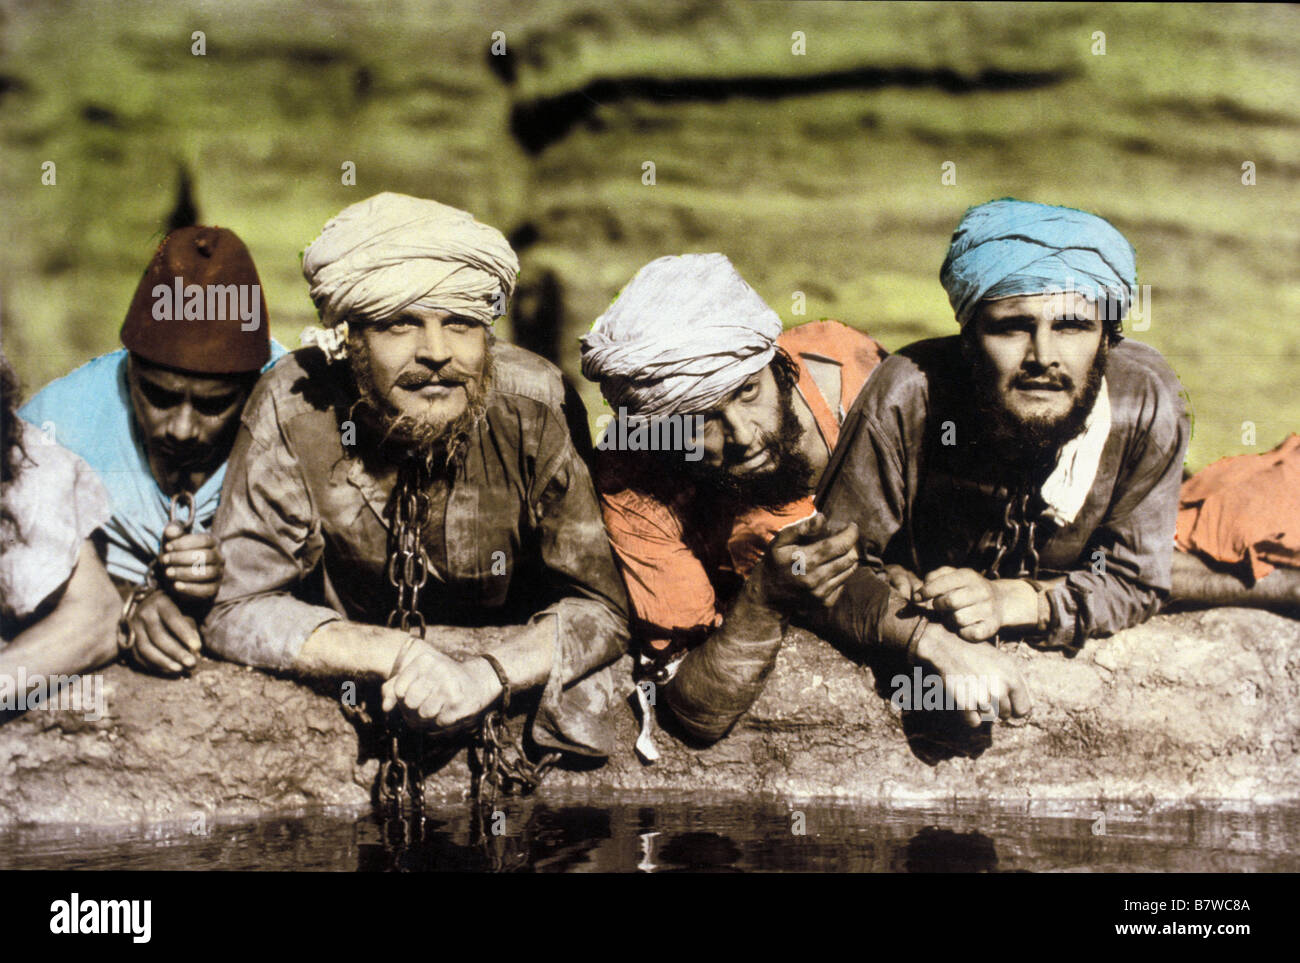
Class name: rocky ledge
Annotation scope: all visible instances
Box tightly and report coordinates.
[1,608,1296,827]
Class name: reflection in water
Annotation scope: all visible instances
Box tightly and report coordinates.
[3,797,1299,872]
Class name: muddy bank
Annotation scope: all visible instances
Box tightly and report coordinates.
[0,608,1296,827]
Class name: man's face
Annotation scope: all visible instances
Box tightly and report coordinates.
[697,365,786,474]
[684,363,813,510]
[127,356,252,495]
[968,291,1105,437]
[350,305,489,448]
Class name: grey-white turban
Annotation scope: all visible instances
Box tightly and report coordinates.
[580,253,784,417]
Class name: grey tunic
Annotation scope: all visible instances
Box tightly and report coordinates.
[204,343,629,757]
[815,336,1190,651]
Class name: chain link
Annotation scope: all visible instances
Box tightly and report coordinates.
[472,705,561,813]
[118,492,196,658]
[982,486,1045,651]
[374,464,430,820]
[353,459,560,850]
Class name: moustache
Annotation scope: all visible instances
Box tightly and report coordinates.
[152,441,211,469]
[1011,371,1074,392]
[393,369,471,390]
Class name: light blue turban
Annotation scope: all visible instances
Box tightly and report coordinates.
[940,199,1137,328]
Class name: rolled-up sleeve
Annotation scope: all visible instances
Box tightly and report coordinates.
[204,396,340,669]
[528,412,631,758]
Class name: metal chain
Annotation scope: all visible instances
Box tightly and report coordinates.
[981,486,1046,652]
[118,492,195,659]
[348,460,560,846]
[472,698,561,813]
[374,465,429,821]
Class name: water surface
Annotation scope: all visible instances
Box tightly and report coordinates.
[3,795,1297,872]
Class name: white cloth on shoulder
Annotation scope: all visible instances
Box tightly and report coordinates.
[1040,377,1112,527]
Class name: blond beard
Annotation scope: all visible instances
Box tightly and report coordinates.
[346,333,493,474]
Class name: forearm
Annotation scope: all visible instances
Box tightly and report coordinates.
[666,576,785,743]
[0,614,118,681]
[803,566,921,657]
[296,619,410,681]
[0,542,120,679]
[483,615,556,693]
[205,591,341,670]
[994,576,1066,630]
[1048,565,1163,646]
[1169,552,1300,608]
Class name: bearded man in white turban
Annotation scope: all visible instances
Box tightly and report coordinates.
[205,193,629,793]
[581,253,887,747]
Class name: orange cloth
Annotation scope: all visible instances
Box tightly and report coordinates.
[596,320,886,646]
[1176,433,1300,581]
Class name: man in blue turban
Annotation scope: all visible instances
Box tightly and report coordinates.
[810,199,1189,726]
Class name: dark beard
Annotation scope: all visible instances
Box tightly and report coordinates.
[346,334,492,474]
[677,382,815,514]
[971,339,1109,469]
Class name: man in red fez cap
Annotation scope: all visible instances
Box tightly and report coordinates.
[20,226,286,676]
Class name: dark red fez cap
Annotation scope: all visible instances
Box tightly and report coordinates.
[120,226,271,374]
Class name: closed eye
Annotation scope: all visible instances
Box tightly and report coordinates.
[138,380,183,409]
[192,393,242,416]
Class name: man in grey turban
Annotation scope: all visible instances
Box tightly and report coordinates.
[205,193,629,783]
[811,199,1189,726]
[581,253,887,747]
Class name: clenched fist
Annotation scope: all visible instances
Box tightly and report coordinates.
[919,566,1006,641]
[157,523,225,601]
[381,639,502,733]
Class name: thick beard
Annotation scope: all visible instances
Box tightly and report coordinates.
[678,381,815,514]
[971,338,1109,469]
[346,334,492,474]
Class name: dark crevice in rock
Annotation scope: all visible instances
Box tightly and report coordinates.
[509,65,1073,154]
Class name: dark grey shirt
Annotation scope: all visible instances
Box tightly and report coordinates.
[204,343,630,757]
[815,336,1190,650]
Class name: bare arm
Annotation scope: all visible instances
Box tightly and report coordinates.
[299,615,555,690]
[0,540,120,680]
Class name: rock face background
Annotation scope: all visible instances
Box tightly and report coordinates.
[2,608,1296,828]
[3,1,1299,471]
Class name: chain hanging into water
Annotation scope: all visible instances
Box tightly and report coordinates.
[342,455,560,846]
[374,464,431,824]
[472,670,561,814]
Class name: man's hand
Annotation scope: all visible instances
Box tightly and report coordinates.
[914,622,1032,727]
[883,564,924,602]
[158,523,224,601]
[381,639,503,732]
[756,512,860,611]
[919,566,1007,641]
[125,589,200,674]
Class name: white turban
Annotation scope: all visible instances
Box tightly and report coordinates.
[580,253,784,417]
[301,192,519,327]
